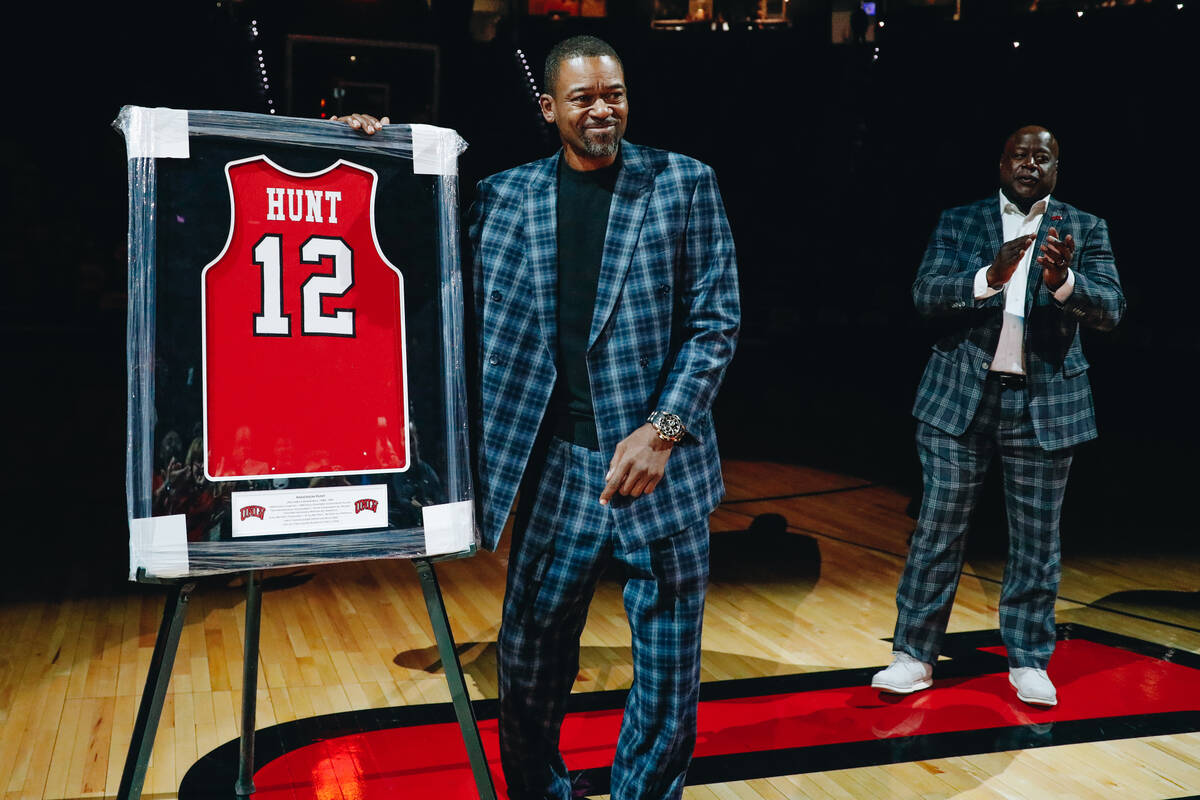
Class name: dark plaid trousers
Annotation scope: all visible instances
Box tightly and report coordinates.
[894,377,1073,669]
[498,437,708,800]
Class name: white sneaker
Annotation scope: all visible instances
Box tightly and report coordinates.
[871,651,933,694]
[1009,667,1057,707]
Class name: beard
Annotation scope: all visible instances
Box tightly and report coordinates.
[580,126,621,158]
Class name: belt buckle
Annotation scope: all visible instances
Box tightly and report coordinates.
[997,373,1025,390]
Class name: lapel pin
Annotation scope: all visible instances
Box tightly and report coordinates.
[1051,214,1063,221]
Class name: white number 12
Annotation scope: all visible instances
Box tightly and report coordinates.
[252,235,356,337]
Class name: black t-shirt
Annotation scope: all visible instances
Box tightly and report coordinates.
[552,154,619,450]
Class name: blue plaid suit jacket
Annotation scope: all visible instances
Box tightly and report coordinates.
[912,196,1125,451]
[467,141,740,551]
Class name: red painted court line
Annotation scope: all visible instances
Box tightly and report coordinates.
[251,639,1200,799]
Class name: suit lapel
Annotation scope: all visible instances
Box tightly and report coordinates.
[980,196,1004,266]
[588,143,654,350]
[524,156,560,357]
[1024,197,1062,315]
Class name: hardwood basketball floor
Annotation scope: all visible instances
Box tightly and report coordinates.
[1,460,1197,799]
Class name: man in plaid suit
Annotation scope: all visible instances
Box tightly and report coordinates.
[872,126,1124,706]
[468,37,739,800]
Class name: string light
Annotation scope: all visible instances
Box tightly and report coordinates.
[250,20,276,114]
[515,49,540,101]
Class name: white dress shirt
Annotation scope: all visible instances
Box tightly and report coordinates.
[973,191,1075,375]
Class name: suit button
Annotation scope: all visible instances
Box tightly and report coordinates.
[489,355,501,366]
[657,284,670,296]
[490,290,502,302]
[639,356,649,367]
[981,361,990,370]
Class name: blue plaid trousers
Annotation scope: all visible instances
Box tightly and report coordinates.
[894,377,1073,669]
[498,438,708,800]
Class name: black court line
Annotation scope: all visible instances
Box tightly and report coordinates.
[720,482,877,505]
[576,712,1200,798]
[179,624,1200,799]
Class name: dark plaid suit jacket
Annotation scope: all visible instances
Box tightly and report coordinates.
[468,142,740,551]
[912,196,1125,451]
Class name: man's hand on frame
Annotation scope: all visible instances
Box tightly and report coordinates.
[332,113,390,135]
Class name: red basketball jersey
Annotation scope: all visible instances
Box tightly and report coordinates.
[202,157,409,480]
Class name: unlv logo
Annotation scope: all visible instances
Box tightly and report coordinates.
[240,505,266,521]
[354,499,379,514]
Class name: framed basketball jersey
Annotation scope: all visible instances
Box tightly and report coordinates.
[202,157,410,481]
[117,107,473,579]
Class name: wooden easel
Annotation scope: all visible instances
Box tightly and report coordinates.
[117,560,497,800]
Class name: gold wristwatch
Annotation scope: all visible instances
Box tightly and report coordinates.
[647,410,685,443]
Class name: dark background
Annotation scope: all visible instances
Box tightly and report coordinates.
[1,0,1194,588]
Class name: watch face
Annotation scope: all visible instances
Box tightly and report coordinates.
[657,412,684,439]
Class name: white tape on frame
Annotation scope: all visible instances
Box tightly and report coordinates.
[129,515,190,579]
[125,106,190,160]
[410,124,459,176]
[420,500,474,556]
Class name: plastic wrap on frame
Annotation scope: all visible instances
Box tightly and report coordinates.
[115,107,473,580]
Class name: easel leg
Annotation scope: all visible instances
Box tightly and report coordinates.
[415,559,498,800]
[236,570,263,796]
[117,580,196,800]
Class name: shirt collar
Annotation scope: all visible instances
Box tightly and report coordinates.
[1000,189,1050,220]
